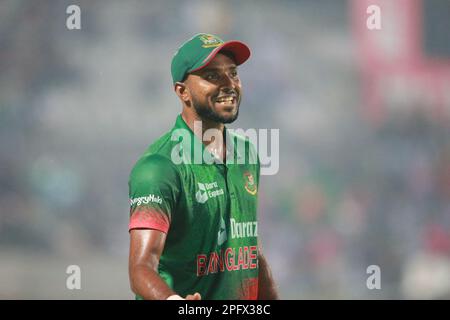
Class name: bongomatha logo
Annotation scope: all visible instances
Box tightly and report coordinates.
[130,194,163,206]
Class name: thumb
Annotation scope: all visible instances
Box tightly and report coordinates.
[193,292,202,300]
[185,292,202,300]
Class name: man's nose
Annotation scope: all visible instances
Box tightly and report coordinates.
[220,73,237,90]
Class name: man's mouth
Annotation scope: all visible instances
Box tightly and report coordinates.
[215,95,237,105]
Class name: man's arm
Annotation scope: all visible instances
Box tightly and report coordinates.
[129,229,200,300]
[258,249,279,300]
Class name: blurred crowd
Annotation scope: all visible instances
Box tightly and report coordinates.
[0,0,449,299]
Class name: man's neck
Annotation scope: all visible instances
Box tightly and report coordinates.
[181,111,226,161]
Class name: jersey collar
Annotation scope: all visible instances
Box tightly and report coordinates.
[172,114,244,166]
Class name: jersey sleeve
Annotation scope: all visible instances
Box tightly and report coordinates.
[128,154,181,233]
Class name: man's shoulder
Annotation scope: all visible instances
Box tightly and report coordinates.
[130,131,180,180]
[147,129,179,157]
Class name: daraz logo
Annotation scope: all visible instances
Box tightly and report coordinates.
[217,216,227,246]
[195,182,224,204]
[195,183,209,204]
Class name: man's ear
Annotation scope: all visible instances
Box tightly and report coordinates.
[174,82,190,103]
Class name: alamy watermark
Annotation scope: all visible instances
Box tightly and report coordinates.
[366,5,381,30]
[366,265,381,290]
[66,265,81,290]
[66,5,81,30]
[170,121,279,175]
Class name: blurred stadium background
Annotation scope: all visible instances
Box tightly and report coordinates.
[1,0,450,299]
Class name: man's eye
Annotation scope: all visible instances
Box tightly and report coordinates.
[205,73,219,80]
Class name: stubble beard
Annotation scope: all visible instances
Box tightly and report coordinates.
[192,96,240,124]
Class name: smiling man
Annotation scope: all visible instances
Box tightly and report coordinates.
[128,33,279,300]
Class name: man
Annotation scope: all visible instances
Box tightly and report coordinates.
[128,33,278,300]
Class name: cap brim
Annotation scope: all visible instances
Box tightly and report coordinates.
[190,40,251,73]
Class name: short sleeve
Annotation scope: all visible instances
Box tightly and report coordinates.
[128,154,181,233]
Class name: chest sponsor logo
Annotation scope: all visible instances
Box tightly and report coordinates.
[195,182,224,204]
[244,171,257,195]
[230,218,258,239]
[217,216,227,246]
[130,194,163,206]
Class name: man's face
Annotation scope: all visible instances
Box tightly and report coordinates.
[185,53,242,124]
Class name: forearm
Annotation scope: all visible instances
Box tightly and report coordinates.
[130,264,175,300]
[258,253,279,300]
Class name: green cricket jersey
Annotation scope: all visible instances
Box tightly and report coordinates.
[128,114,260,300]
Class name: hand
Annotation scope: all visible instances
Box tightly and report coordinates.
[166,292,202,300]
[185,292,202,300]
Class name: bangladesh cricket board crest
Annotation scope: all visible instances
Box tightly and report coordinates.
[244,171,257,195]
[199,34,223,48]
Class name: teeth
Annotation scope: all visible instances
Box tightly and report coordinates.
[217,97,234,103]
